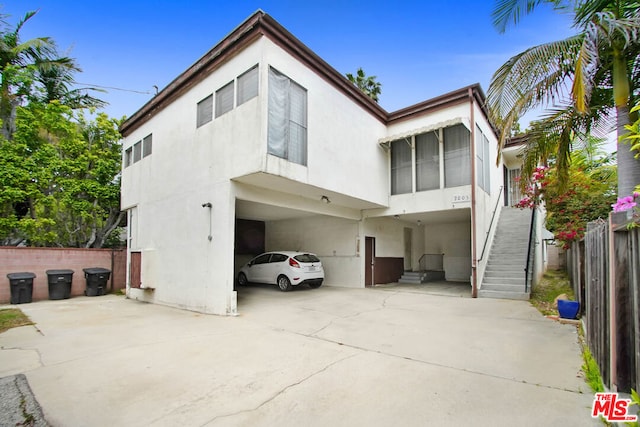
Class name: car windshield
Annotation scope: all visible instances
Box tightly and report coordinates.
[294,254,320,263]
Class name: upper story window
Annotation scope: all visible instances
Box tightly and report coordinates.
[475,125,491,193]
[197,94,213,127]
[237,65,259,105]
[142,134,153,158]
[196,65,259,127]
[268,67,308,166]
[391,139,412,195]
[124,133,153,168]
[215,81,234,118]
[133,141,142,163]
[124,148,132,167]
[443,124,470,188]
[416,132,439,191]
[389,123,471,195]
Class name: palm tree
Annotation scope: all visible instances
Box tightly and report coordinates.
[488,0,640,196]
[32,58,107,110]
[346,67,382,103]
[0,10,80,139]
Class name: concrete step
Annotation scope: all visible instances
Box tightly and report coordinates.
[487,259,527,266]
[398,270,445,284]
[490,240,529,247]
[481,283,526,292]
[482,277,526,285]
[485,265,525,271]
[401,272,423,278]
[484,273,525,279]
[478,289,530,300]
[398,277,423,284]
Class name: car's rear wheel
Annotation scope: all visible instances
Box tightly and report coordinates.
[237,272,248,286]
[277,275,292,292]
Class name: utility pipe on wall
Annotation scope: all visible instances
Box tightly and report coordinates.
[469,87,478,298]
[202,202,213,241]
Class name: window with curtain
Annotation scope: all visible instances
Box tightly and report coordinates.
[416,132,439,191]
[476,125,485,191]
[268,67,307,166]
[197,94,213,127]
[215,81,234,118]
[444,124,471,187]
[237,65,259,105]
[391,139,412,194]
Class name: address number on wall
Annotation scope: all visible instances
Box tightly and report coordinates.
[452,195,471,203]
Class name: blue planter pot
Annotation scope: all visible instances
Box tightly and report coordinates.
[558,300,580,319]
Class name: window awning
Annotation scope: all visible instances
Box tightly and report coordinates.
[378,117,470,149]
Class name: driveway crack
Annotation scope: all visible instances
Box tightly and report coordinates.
[200,353,357,426]
[309,291,399,336]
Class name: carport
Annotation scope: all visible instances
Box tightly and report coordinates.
[230,175,386,302]
[362,208,472,293]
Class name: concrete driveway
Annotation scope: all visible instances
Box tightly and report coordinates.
[1,284,598,426]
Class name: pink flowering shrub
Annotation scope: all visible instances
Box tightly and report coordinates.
[516,165,616,249]
[612,192,639,212]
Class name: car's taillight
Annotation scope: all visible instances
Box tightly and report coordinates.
[289,258,300,268]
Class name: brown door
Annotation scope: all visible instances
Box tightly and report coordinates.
[365,237,375,287]
[130,251,141,288]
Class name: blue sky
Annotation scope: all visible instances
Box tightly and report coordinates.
[11,1,576,122]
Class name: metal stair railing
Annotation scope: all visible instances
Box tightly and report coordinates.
[479,186,504,262]
[524,206,537,293]
[418,253,444,271]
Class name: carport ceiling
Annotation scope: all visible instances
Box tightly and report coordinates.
[236,200,316,221]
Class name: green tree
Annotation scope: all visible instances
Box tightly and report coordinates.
[0,10,103,139]
[488,0,640,197]
[515,146,617,248]
[346,67,382,102]
[0,102,124,247]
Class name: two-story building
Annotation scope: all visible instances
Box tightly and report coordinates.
[120,11,543,315]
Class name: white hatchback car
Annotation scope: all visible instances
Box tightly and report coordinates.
[237,251,324,291]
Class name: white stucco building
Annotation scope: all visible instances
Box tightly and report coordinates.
[120,11,542,315]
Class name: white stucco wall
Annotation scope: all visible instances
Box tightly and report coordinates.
[120,35,392,313]
[119,24,515,314]
[265,216,361,287]
[422,221,472,282]
[471,102,505,287]
[259,39,388,206]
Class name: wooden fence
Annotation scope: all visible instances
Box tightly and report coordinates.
[0,247,126,304]
[567,212,640,393]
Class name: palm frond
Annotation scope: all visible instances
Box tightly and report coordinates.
[487,36,583,128]
[13,10,38,36]
[492,0,567,33]
[517,100,614,190]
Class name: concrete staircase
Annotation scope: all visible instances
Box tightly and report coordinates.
[479,207,532,300]
[398,270,445,284]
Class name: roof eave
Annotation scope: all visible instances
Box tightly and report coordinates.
[120,11,388,136]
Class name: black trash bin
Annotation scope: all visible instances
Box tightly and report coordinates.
[7,272,36,304]
[83,268,111,296]
[46,269,74,300]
